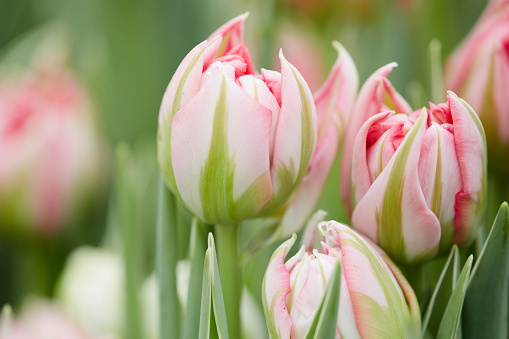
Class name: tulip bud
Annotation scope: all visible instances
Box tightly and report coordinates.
[445,0,509,175]
[262,220,420,339]
[349,92,487,263]
[340,63,412,216]
[157,14,317,225]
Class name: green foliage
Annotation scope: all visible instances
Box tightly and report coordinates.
[463,202,509,339]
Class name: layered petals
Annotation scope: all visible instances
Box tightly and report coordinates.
[263,221,419,338]
[340,64,412,216]
[171,69,273,224]
[158,14,317,225]
[348,91,487,263]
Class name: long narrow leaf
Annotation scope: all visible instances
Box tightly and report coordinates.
[421,246,459,337]
[199,240,212,339]
[304,260,342,339]
[156,177,180,339]
[183,218,207,339]
[463,202,509,339]
[209,233,229,339]
[436,255,473,339]
[199,233,229,339]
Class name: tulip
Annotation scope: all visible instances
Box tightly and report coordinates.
[262,220,420,339]
[276,41,358,238]
[0,59,106,235]
[349,92,486,263]
[340,63,412,216]
[157,14,317,225]
[444,0,509,175]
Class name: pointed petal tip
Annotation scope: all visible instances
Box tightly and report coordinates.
[207,232,214,248]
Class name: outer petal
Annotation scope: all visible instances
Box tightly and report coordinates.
[340,63,412,217]
[171,69,272,224]
[262,235,297,339]
[261,51,317,215]
[277,124,339,238]
[350,111,393,208]
[313,41,358,140]
[321,221,414,338]
[158,38,220,195]
[351,110,441,263]
[238,75,280,160]
[448,92,487,245]
[493,39,509,143]
[418,123,462,253]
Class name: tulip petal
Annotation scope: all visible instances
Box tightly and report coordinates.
[238,75,280,161]
[352,109,441,263]
[207,13,248,58]
[448,92,487,245]
[418,123,462,253]
[262,235,296,339]
[261,51,317,215]
[278,124,339,238]
[158,38,221,195]
[313,41,358,140]
[350,111,393,208]
[340,63,412,216]
[322,221,413,338]
[493,40,509,143]
[171,70,272,224]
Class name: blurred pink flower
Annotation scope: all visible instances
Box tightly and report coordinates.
[445,0,509,173]
[0,62,106,235]
[0,302,93,339]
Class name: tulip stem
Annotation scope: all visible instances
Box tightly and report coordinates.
[214,224,241,339]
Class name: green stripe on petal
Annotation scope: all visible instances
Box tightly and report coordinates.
[338,227,415,337]
[378,109,427,262]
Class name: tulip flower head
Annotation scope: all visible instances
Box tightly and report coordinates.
[263,220,420,339]
[445,0,509,175]
[158,14,317,225]
[348,92,487,263]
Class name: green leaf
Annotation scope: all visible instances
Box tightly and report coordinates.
[156,177,180,339]
[462,202,509,339]
[422,246,459,337]
[182,218,207,339]
[199,233,229,339]
[304,260,342,339]
[436,255,473,339]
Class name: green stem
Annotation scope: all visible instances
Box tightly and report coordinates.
[214,224,241,339]
[156,178,180,339]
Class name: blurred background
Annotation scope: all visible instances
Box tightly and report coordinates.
[0,0,489,337]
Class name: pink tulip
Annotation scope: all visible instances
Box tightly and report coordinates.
[276,41,358,237]
[0,60,106,235]
[157,14,317,225]
[262,220,420,339]
[340,63,412,217]
[349,92,486,263]
[445,0,509,173]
